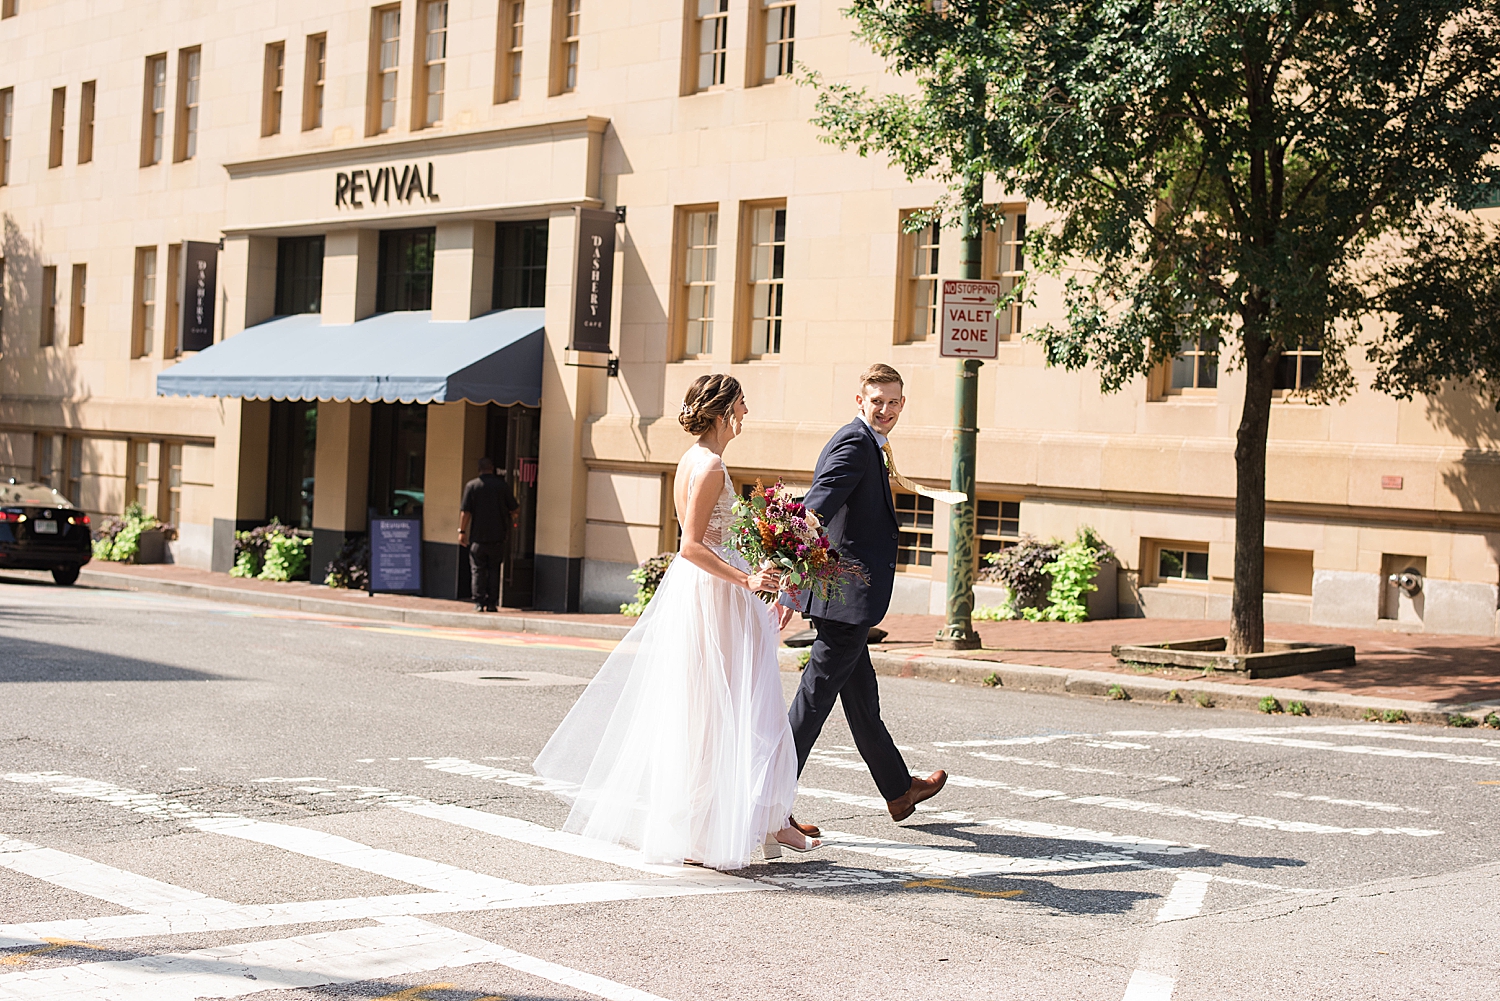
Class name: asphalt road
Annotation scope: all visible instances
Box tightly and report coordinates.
[1,575,1497,1001]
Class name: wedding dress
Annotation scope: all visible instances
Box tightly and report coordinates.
[533,454,799,870]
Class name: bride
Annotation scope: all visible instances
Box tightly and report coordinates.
[534,374,819,869]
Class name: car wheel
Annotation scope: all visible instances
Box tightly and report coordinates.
[52,566,80,586]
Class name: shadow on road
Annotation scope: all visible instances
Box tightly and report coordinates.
[0,634,230,683]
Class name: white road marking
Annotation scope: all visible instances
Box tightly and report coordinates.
[0,838,225,914]
[413,756,581,794]
[819,830,1179,878]
[0,916,670,1001]
[1121,969,1175,1001]
[193,816,525,895]
[1269,790,1429,814]
[1153,870,1213,922]
[0,876,766,951]
[800,760,1443,836]
[967,751,1181,783]
[969,819,1205,856]
[932,735,1081,747]
[1107,728,1500,766]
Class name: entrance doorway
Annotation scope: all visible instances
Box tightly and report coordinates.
[369,403,427,520]
[485,402,540,607]
[266,401,317,529]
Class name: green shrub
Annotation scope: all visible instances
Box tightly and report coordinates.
[1107,683,1130,701]
[1485,712,1500,729]
[986,526,1114,623]
[1447,714,1479,728]
[1361,707,1380,721]
[232,521,313,582]
[1165,689,1182,703]
[972,602,1015,621]
[324,536,370,589]
[621,552,675,616]
[982,672,1002,688]
[92,502,172,563]
[796,649,811,669]
[982,535,1060,612]
[1194,692,1214,708]
[1288,701,1310,716]
[1258,696,1283,714]
[1381,709,1410,724]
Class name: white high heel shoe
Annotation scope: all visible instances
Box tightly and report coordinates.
[764,829,822,859]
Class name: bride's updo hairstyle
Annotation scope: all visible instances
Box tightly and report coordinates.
[679,374,743,436]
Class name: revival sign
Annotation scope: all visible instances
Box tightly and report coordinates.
[335,163,439,208]
[571,208,616,354]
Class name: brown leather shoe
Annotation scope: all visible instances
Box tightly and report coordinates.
[787,815,821,839]
[887,770,948,822]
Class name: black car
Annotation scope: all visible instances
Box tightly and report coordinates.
[0,480,92,585]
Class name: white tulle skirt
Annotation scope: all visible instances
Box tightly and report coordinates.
[533,546,799,871]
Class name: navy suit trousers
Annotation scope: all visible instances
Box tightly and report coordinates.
[789,617,911,802]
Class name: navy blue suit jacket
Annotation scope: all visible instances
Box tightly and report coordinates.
[800,419,899,626]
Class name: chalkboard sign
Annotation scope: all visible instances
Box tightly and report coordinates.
[369,518,423,594]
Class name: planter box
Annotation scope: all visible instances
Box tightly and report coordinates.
[1111,636,1355,679]
[133,528,167,565]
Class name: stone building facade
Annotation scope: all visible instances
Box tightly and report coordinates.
[1,1,1496,634]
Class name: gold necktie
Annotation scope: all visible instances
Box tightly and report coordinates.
[881,442,968,505]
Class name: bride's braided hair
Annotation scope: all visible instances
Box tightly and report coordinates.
[679,374,743,436]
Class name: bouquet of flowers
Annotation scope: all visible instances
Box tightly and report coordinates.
[729,479,868,604]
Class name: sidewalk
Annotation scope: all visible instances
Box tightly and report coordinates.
[25,562,1500,725]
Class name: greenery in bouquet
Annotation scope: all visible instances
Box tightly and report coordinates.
[729,479,867,604]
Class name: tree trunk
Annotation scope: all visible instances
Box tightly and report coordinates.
[1231,331,1274,655]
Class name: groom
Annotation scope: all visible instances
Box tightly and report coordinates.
[782,363,947,829]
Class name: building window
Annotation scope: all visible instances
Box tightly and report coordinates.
[1274,336,1321,393]
[142,54,167,166]
[1,88,12,184]
[371,5,401,135]
[418,0,448,128]
[78,81,95,163]
[377,228,436,312]
[899,214,941,342]
[1162,332,1219,394]
[1155,544,1209,583]
[132,247,157,358]
[746,203,786,356]
[275,236,325,315]
[165,243,182,357]
[760,1,795,83]
[678,207,718,357]
[695,0,729,91]
[127,441,152,511]
[983,208,1025,339]
[976,499,1020,559]
[66,436,82,507]
[263,42,285,136]
[175,47,201,161]
[163,443,183,526]
[493,221,548,309]
[48,87,65,168]
[1264,548,1313,596]
[368,403,427,519]
[35,433,62,492]
[40,266,57,347]
[895,492,936,568]
[1,1,16,19]
[553,0,580,95]
[68,264,85,346]
[267,401,318,530]
[303,34,327,131]
[498,0,524,102]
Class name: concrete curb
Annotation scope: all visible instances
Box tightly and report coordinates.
[776,647,1500,728]
[73,568,634,641]
[66,567,1497,727]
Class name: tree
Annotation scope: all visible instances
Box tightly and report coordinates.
[812,0,1500,652]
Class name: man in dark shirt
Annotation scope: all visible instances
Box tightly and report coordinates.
[458,457,519,612]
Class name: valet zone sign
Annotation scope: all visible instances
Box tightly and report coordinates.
[939,279,1001,359]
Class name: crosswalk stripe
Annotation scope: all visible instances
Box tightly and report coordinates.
[1108,728,1500,766]
[191,816,524,895]
[0,839,225,913]
[0,916,670,1001]
[817,830,1171,878]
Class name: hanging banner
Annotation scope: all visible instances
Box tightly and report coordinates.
[368,518,423,594]
[570,208,616,354]
[181,241,219,352]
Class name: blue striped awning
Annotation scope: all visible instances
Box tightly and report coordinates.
[156,308,545,406]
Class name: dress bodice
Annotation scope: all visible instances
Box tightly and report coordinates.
[685,457,735,547]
